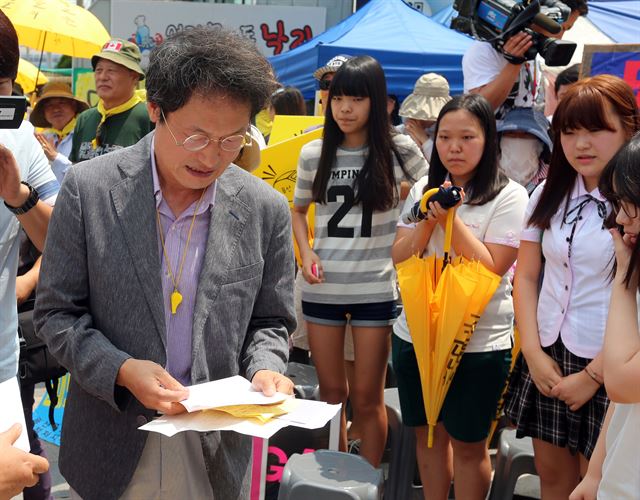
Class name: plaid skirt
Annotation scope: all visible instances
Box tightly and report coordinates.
[504,337,609,459]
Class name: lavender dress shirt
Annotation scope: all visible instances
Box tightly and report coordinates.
[151,141,216,385]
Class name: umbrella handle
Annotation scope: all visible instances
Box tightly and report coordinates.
[419,188,440,214]
[419,189,456,263]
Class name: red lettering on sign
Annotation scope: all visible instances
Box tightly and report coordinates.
[289,25,313,50]
[261,20,290,55]
[266,446,318,482]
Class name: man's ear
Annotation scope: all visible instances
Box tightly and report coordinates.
[147,102,161,124]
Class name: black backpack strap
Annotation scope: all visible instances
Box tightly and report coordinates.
[44,378,59,430]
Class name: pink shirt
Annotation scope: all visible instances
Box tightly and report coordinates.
[151,139,216,385]
[521,176,613,359]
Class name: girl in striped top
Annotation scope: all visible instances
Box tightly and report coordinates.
[292,55,427,466]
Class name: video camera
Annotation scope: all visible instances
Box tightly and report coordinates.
[451,0,577,66]
[0,96,27,129]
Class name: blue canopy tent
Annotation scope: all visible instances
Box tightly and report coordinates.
[431,5,457,27]
[269,0,472,101]
[587,0,640,43]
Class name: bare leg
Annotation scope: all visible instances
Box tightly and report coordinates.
[533,438,581,499]
[450,436,492,500]
[415,423,452,500]
[350,325,391,466]
[344,359,363,441]
[307,322,348,451]
[579,452,589,478]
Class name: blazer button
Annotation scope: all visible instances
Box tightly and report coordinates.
[136,415,148,426]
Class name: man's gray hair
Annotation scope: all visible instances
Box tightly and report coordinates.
[146,26,277,117]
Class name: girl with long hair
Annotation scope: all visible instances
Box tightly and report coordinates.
[292,55,427,466]
[269,86,306,117]
[505,74,639,498]
[391,93,528,499]
[571,133,640,500]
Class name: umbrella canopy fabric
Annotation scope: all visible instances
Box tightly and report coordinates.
[16,58,48,93]
[0,0,110,59]
[396,191,501,446]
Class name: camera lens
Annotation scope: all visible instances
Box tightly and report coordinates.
[539,39,576,66]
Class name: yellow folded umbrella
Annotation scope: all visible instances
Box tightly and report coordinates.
[2,0,111,59]
[396,189,501,446]
[16,58,48,94]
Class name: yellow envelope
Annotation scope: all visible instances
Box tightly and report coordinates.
[212,398,298,424]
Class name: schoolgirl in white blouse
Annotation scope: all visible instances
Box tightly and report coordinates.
[505,74,640,499]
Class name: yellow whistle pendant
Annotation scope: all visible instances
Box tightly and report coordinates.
[170,290,183,314]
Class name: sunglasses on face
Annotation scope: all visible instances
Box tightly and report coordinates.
[318,79,332,91]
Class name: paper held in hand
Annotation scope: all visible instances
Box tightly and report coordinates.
[0,377,30,452]
[179,375,290,412]
[139,375,341,440]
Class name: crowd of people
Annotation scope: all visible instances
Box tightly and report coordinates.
[0,2,639,499]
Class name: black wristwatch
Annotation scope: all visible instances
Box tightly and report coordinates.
[4,181,40,215]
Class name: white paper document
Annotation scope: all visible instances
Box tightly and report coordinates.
[140,398,341,439]
[0,377,30,452]
[179,375,289,412]
[139,375,341,439]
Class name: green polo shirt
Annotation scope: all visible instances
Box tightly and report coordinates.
[70,102,153,162]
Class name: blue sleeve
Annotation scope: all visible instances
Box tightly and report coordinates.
[51,153,72,185]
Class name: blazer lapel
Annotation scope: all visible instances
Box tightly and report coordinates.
[110,137,166,348]
[191,169,250,367]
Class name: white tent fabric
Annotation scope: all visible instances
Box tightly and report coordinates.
[557,16,615,71]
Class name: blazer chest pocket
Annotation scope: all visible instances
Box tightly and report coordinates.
[222,260,264,285]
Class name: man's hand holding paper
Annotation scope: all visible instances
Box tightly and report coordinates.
[251,369,294,397]
[116,359,189,415]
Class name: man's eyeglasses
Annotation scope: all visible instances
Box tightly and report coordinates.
[160,109,251,153]
[318,79,332,91]
[612,201,639,219]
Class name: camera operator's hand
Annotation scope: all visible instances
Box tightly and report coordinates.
[502,32,533,64]
[0,143,29,208]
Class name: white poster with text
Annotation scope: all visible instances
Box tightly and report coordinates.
[110,0,326,67]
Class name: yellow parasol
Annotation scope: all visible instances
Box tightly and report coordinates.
[396,188,501,447]
[1,0,111,59]
[16,58,48,94]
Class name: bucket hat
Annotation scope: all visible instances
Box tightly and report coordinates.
[399,73,451,121]
[313,55,351,81]
[29,82,89,128]
[497,107,552,152]
[91,39,145,80]
[234,126,262,172]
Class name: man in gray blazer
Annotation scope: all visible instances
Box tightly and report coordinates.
[34,27,296,500]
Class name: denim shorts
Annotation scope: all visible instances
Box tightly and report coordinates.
[302,300,398,327]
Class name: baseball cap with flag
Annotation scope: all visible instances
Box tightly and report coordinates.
[91,39,145,80]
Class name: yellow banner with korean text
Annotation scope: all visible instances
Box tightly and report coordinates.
[254,127,322,265]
